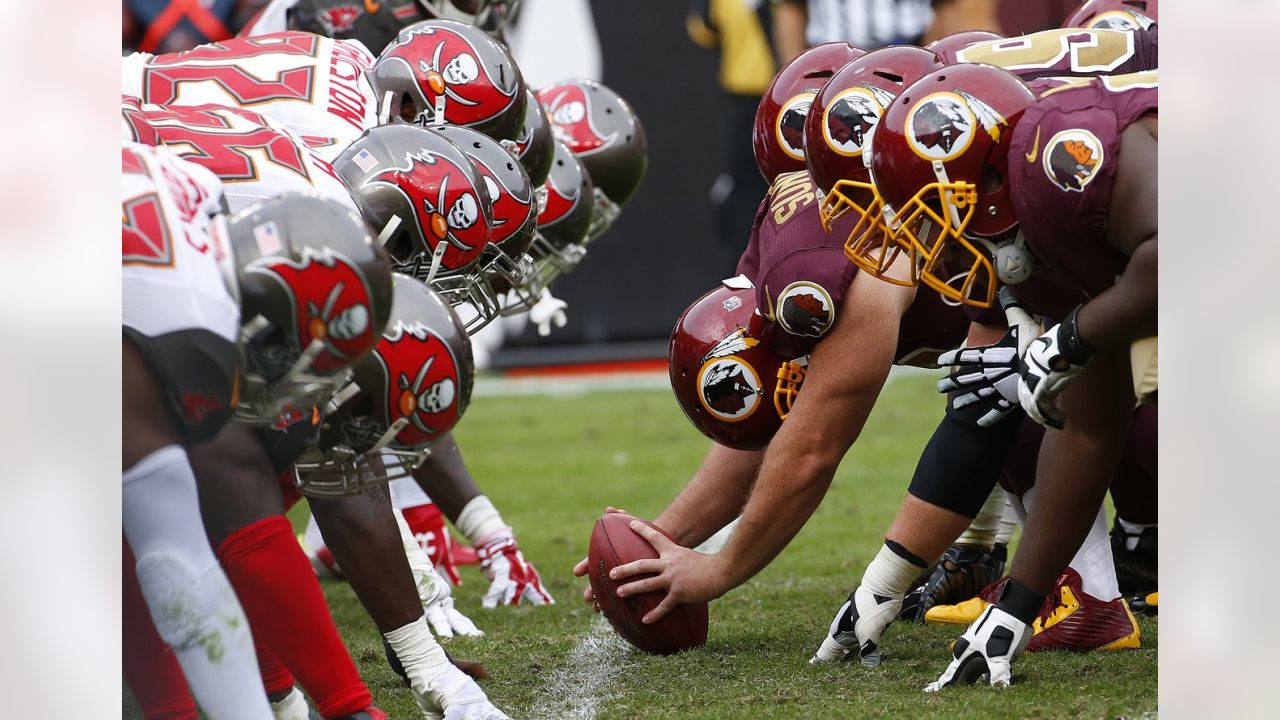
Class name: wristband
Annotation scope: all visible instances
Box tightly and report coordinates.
[1057,305,1096,365]
[996,577,1045,626]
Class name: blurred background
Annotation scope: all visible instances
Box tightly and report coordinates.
[122,0,1085,369]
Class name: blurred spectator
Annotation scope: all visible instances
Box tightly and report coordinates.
[772,0,934,63]
[123,0,268,54]
[920,0,1001,44]
[687,0,777,276]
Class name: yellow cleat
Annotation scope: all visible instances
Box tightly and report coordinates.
[925,596,992,626]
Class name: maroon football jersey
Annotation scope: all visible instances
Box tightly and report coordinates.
[945,27,1157,82]
[1005,71,1157,318]
[735,170,969,366]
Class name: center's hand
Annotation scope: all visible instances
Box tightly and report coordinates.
[610,520,728,624]
[573,507,630,610]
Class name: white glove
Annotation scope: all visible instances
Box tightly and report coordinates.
[528,288,567,337]
[924,605,1032,691]
[810,585,901,667]
[476,530,555,608]
[1017,306,1094,430]
[937,288,1041,427]
[397,510,484,638]
[414,663,511,720]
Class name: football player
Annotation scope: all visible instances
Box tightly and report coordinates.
[240,0,520,51]
[849,65,1157,688]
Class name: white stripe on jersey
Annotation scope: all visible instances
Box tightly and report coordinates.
[121,32,379,144]
[804,0,933,49]
[122,142,240,343]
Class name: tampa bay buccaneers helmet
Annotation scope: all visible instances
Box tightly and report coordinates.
[434,124,537,315]
[538,79,648,242]
[513,88,555,187]
[418,0,521,37]
[802,46,945,284]
[335,124,495,311]
[867,64,1035,308]
[1064,0,1157,30]
[370,18,527,140]
[669,282,806,451]
[294,274,473,496]
[526,139,595,292]
[752,42,866,184]
[924,31,1006,62]
[227,194,394,423]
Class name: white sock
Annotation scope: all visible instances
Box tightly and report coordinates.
[1020,489,1120,601]
[456,495,507,545]
[995,492,1019,546]
[1116,517,1155,551]
[269,687,310,720]
[956,487,1006,548]
[862,543,926,598]
[123,446,272,720]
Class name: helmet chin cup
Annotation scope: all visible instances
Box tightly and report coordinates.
[994,240,1033,285]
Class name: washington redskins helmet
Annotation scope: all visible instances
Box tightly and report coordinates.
[752,42,866,184]
[370,18,527,140]
[434,124,537,317]
[669,283,806,451]
[802,46,945,284]
[924,31,1006,62]
[512,88,555,187]
[335,124,495,310]
[1064,0,1157,30]
[538,79,648,242]
[294,274,473,497]
[527,140,595,291]
[228,194,394,423]
[867,64,1035,308]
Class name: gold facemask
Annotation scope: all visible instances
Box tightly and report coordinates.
[773,359,807,419]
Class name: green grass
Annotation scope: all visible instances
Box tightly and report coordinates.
[125,373,1157,719]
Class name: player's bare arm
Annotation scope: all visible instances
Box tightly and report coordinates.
[652,443,764,547]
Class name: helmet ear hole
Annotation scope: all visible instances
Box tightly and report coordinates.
[982,166,1005,194]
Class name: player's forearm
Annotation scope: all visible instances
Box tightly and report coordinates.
[1076,236,1157,350]
[655,443,762,547]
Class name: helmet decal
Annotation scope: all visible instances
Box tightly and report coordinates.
[250,247,378,372]
[701,328,760,363]
[538,172,580,226]
[1086,10,1154,30]
[775,282,835,338]
[905,92,979,162]
[369,148,488,259]
[539,84,616,155]
[387,24,517,125]
[319,5,362,34]
[376,319,463,446]
[470,157,533,245]
[775,92,817,161]
[697,357,762,422]
[822,87,889,157]
[1043,128,1105,192]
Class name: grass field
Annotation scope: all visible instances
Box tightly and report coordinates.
[125,372,1157,719]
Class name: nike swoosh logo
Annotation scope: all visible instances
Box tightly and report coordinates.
[1024,127,1041,163]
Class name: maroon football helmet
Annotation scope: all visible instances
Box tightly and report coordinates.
[294,274,473,496]
[370,18,527,140]
[752,42,866,184]
[1064,0,1157,30]
[334,124,496,315]
[924,31,1006,63]
[433,124,537,323]
[802,46,945,284]
[669,283,806,451]
[538,79,648,242]
[866,64,1036,308]
[228,194,394,423]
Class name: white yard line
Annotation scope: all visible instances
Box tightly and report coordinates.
[526,618,629,720]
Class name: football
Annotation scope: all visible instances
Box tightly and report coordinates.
[588,513,709,655]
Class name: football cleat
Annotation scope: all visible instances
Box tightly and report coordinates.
[924,577,1005,625]
[900,543,1006,622]
[1026,568,1140,652]
[1110,522,1158,596]
[810,585,901,667]
[1129,591,1158,616]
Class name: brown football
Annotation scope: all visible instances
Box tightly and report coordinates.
[587,513,708,655]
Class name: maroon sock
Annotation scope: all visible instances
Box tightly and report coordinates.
[218,516,371,718]
[123,539,199,720]
[1111,405,1158,524]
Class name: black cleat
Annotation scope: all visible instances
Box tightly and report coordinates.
[900,543,1006,622]
[1111,522,1158,596]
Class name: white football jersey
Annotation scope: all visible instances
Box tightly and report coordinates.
[121,32,379,144]
[123,100,357,214]
[122,142,240,345]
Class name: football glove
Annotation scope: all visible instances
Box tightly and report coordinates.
[937,288,1041,427]
[925,604,1032,691]
[1018,305,1095,430]
[398,511,484,638]
[414,663,511,720]
[810,585,901,667]
[477,530,555,608]
[529,288,568,337]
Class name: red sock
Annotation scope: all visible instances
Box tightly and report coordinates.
[257,640,296,697]
[123,539,199,720]
[218,516,371,718]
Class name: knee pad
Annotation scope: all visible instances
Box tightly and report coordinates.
[134,549,238,656]
[907,414,1021,518]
